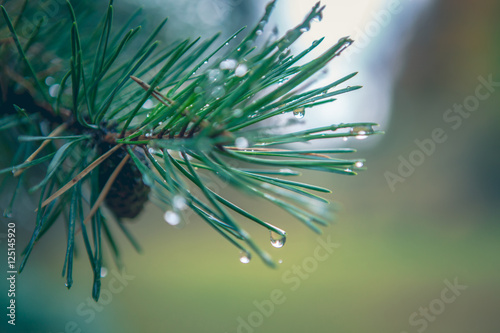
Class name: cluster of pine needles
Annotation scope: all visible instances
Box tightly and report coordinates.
[0,0,381,300]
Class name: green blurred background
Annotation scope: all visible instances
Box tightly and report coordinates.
[1,0,499,332]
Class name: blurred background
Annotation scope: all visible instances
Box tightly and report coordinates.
[1,0,499,332]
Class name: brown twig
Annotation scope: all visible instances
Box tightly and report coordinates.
[38,144,123,210]
[80,153,130,229]
[14,123,68,177]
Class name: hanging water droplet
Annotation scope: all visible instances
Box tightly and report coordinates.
[355,161,364,168]
[142,99,154,109]
[45,76,55,86]
[293,108,305,119]
[49,84,60,97]
[233,108,243,117]
[208,69,223,82]
[164,210,180,226]
[300,26,310,33]
[235,64,248,77]
[100,267,108,278]
[313,12,323,22]
[211,85,225,99]
[270,231,286,248]
[351,125,373,140]
[239,252,251,264]
[235,137,249,148]
[173,195,187,211]
[255,29,263,36]
[220,59,238,70]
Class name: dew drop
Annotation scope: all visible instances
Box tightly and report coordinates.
[293,108,305,119]
[344,168,353,172]
[351,125,373,140]
[255,29,263,36]
[239,252,251,264]
[278,259,283,264]
[45,76,55,86]
[342,137,348,142]
[142,99,154,109]
[313,12,323,22]
[235,137,249,148]
[233,108,243,118]
[220,59,238,70]
[279,168,293,174]
[49,84,60,97]
[211,85,225,99]
[235,64,248,77]
[173,195,187,211]
[270,231,286,248]
[194,86,203,94]
[300,26,310,33]
[164,210,180,226]
[355,161,364,168]
[208,69,223,82]
[100,267,108,278]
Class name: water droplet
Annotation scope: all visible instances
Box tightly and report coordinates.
[293,108,305,119]
[233,108,243,117]
[270,231,286,248]
[211,86,225,99]
[351,125,373,140]
[235,64,248,77]
[256,30,263,36]
[300,26,310,33]
[173,195,187,211]
[278,259,283,264]
[220,59,238,70]
[164,210,180,226]
[208,69,223,82]
[49,84,60,97]
[239,252,251,264]
[342,137,348,142]
[45,76,55,86]
[235,137,249,148]
[100,267,108,278]
[355,161,364,168]
[142,99,154,109]
[3,209,12,218]
[313,12,323,22]
[344,168,353,172]
[279,168,293,174]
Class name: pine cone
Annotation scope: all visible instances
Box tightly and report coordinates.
[97,143,150,219]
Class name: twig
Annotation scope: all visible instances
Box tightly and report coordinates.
[14,123,68,177]
[80,153,130,230]
[38,144,123,210]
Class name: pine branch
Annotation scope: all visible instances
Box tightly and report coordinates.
[0,0,382,300]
